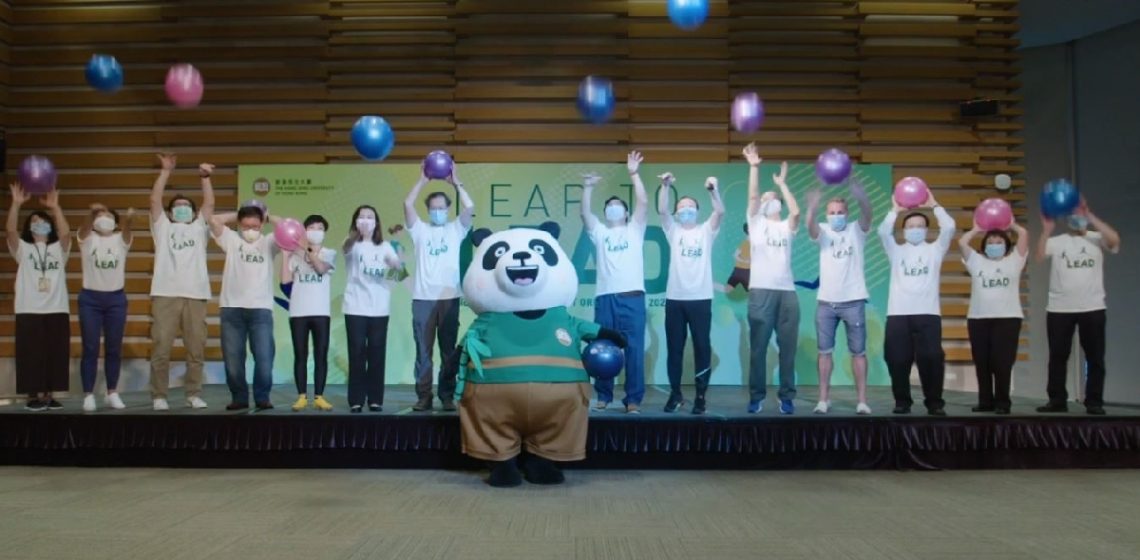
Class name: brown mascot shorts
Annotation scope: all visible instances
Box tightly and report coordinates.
[459,382,591,462]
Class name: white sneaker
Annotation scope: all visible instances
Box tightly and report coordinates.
[813,400,830,414]
[153,398,170,411]
[82,394,97,412]
[856,402,872,415]
[186,396,208,409]
[105,393,126,410]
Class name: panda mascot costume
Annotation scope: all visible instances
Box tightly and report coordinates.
[457,222,626,487]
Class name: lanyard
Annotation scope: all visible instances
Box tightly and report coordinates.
[30,242,51,279]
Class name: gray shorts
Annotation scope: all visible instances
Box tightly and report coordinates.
[816,300,867,356]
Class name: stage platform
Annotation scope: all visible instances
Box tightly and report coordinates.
[2,385,1138,470]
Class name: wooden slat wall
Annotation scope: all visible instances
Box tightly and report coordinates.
[0,0,1023,364]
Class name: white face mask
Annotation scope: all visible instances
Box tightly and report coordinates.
[172,205,194,223]
[93,216,116,234]
[761,199,782,217]
[356,217,376,234]
[904,227,927,245]
[305,230,325,245]
[604,204,626,222]
[241,229,261,243]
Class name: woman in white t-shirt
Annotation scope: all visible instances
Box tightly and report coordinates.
[657,172,724,415]
[77,204,136,412]
[282,215,336,412]
[6,184,71,412]
[959,218,1028,415]
[342,205,403,413]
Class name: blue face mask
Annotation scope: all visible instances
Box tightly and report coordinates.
[676,207,698,225]
[30,222,52,236]
[429,209,448,226]
[172,206,193,223]
[827,214,847,231]
[604,205,626,222]
[984,244,1006,259]
[904,227,927,245]
[1068,215,1088,231]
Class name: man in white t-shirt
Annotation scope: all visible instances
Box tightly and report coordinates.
[805,178,873,415]
[404,163,475,411]
[581,151,649,414]
[148,154,214,411]
[877,191,956,416]
[742,143,801,415]
[210,204,281,410]
[1035,198,1121,415]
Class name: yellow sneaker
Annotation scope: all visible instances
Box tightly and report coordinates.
[313,395,333,411]
[291,395,308,412]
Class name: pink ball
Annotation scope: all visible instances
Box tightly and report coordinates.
[974,197,1013,231]
[893,176,929,209]
[273,218,304,252]
[165,64,203,108]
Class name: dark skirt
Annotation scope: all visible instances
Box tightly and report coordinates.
[15,313,71,395]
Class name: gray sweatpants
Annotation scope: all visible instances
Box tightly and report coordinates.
[747,288,800,402]
[412,298,460,401]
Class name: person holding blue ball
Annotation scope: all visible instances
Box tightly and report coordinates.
[1035,196,1121,415]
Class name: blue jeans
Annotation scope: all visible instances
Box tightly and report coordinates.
[78,289,127,393]
[220,307,275,404]
[593,292,646,406]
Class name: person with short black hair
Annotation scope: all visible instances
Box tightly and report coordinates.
[283,214,336,412]
[7,183,71,411]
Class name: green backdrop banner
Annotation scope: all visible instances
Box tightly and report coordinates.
[238,162,893,387]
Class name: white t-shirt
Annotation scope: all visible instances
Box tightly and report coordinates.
[14,239,70,314]
[814,223,868,303]
[664,220,719,301]
[344,241,399,317]
[150,213,211,300]
[748,216,795,291]
[878,207,956,316]
[288,247,337,318]
[79,232,130,292]
[588,219,647,296]
[409,219,469,301]
[964,250,1026,319]
[1045,232,1115,313]
[214,228,277,310]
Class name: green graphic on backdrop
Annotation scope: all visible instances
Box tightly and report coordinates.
[239,162,893,388]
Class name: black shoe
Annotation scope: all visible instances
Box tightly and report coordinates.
[440,399,457,412]
[892,404,911,415]
[664,393,685,413]
[1036,402,1069,413]
[927,407,947,417]
[412,397,433,412]
[255,402,274,411]
[1086,405,1106,416]
[46,399,64,410]
[24,399,46,412]
[995,407,1011,415]
[521,455,565,485]
[972,405,995,413]
[226,402,249,411]
[487,458,523,488]
[350,405,363,414]
[368,403,382,412]
[691,395,707,415]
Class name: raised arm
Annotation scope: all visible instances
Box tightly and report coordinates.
[926,192,956,253]
[877,200,901,259]
[150,153,176,222]
[198,163,216,223]
[773,161,799,231]
[580,173,600,231]
[448,164,475,229]
[743,143,761,218]
[1035,215,1054,263]
[6,183,29,256]
[958,221,981,259]
[209,211,236,239]
[78,203,103,242]
[707,177,725,231]
[1010,221,1029,258]
[805,188,822,241]
[1083,198,1121,252]
[42,189,70,254]
[121,207,137,245]
[657,173,675,230]
[850,178,873,233]
[295,235,332,275]
[404,174,429,228]
[629,151,648,224]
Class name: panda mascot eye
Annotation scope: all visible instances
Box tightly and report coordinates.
[529,239,558,266]
[482,241,511,271]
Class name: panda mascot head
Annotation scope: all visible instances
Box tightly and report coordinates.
[463,222,577,314]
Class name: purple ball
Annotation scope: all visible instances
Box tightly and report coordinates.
[19,155,57,195]
[815,148,852,185]
[731,92,764,133]
[422,150,454,180]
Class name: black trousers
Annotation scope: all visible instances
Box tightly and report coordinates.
[345,314,389,407]
[15,313,70,395]
[664,299,712,396]
[1046,310,1107,407]
[290,316,331,396]
[967,318,1022,409]
[884,315,945,409]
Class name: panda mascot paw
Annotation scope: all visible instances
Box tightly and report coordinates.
[456,222,604,487]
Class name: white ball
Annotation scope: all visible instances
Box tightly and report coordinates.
[994,174,1012,191]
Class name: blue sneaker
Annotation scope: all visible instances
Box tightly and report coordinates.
[747,400,763,414]
[778,399,795,415]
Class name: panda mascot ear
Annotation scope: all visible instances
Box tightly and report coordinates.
[471,228,493,247]
[537,221,561,240]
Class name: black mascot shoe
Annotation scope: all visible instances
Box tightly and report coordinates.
[487,458,523,488]
[521,455,565,485]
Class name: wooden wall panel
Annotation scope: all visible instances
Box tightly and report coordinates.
[0,0,1023,365]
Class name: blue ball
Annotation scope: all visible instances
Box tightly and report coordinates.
[1040,178,1080,218]
[351,116,395,161]
[577,76,615,124]
[582,339,624,380]
[85,54,123,93]
[668,0,709,30]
